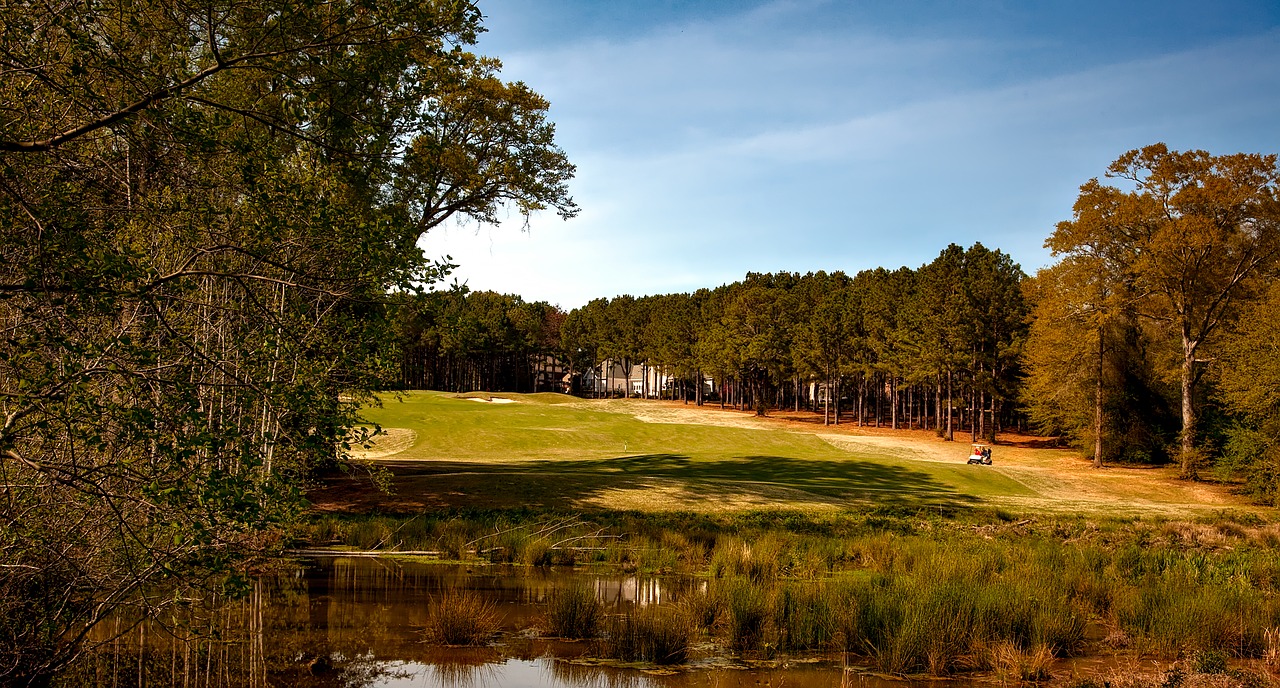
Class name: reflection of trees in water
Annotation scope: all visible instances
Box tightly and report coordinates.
[427,649,503,688]
[547,660,649,688]
[56,559,713,686]
[57,568,404,687]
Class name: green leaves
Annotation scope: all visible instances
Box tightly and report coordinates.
[0,0,578,680]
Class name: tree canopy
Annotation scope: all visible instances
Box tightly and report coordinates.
[0,0,575,680]
[1042,144,1280,476]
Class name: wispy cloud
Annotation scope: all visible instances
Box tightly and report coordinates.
[427,4,1280,308]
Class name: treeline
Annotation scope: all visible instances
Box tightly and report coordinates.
[397,242,1028,443]
[396,145,1280,503]
[396,289,565,392]
[565,243,1029,446]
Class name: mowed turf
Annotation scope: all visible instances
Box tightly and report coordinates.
[310,390,1246,516]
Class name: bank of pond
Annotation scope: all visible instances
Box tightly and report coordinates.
[61,510,1280,687]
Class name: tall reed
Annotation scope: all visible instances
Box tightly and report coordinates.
[547,582,604,639]
[423,589,501,646]
[602,607,692,664]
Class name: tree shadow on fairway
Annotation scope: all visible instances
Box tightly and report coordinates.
[308,453,983,513]
[554,453,980,509]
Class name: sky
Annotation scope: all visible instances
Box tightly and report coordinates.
[423,0,1280,309]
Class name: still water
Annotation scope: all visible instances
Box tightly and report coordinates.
[67,558,986,688]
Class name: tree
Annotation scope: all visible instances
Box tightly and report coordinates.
[1023,258,1119,465]
[1216,283,1280,503]
[1050,144,1280,477]
[0,0,575,681]
[959,244,1027,443]
[916,245,968,441]
[793,271,851,424]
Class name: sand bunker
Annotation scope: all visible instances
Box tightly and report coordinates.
[465,396,517,404]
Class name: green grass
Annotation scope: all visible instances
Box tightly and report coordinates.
[337,390,1258,517]
[350,391,1039,513]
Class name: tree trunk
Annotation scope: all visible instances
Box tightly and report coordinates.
[1180,330,1198,478]
[978,386,985,440]
[970,382,978,443]
[891,376,898,430]
[874,373,881,428]
[935,376,942,433]
[857,376,864,427]
[834,376,841,425]
[945,368,954,442]
[1094,331,1104,469]
[823,369,830,426]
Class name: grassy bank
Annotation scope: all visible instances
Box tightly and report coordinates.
[300,507,1280,673]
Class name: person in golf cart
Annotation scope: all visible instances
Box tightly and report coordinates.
[968,443,992,465]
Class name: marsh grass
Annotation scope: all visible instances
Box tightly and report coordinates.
[678,583,723,631]
[547,583,604,639]
[774,584,839,652]
[725,578,773,654]
[987,641,1055,682]
[305,509,1280,669]
[423,589,501,646]
[1264,627,1280,669]
[710,535,783,580]
[602,607,693,664]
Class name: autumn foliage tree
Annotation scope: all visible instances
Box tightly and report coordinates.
[1045,145,1280,477]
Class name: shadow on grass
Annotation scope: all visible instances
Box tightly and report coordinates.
[309,453,981,513]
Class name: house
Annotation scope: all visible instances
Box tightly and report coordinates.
[579,359,674,397]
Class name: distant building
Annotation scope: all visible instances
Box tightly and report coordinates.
[577,360,715,399]
[531,354,570,393]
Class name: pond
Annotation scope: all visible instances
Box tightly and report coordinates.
[66,557,1121,688]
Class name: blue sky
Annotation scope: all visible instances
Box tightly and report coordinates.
[425,0,1280,309]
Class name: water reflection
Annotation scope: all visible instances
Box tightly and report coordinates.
[58,558,881,688]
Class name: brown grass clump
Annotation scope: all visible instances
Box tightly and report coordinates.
[423,589,501,646]
[602,607,693,665]
[1161,522,1230,549]
[547,583,604,639]
[988,641,1055,683]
